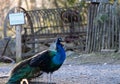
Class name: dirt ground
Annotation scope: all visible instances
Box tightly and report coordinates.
[1,51,120,84]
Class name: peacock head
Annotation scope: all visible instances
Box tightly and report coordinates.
[49,38,63,52]
[55,38,63,44]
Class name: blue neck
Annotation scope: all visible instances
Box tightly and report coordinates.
[52,44,66,65]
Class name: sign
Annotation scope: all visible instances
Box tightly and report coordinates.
[9,12,25,25]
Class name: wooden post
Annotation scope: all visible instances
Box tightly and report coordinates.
[9,8,25,62]
[16,25,22,62]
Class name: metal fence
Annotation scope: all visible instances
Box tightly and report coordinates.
[25,6,87,38]
[5,1,120,55]
[4,1,120,56]
[4,5,88,57]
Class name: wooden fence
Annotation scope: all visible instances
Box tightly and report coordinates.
[4,1,120,56]
[86,1,120,52]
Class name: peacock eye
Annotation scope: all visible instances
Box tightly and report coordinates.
[59,38,62,41]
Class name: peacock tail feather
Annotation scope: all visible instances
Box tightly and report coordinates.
[6,61,41,84]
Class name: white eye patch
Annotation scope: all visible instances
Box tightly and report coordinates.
[49,42,57,52]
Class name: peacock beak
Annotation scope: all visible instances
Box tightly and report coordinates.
[60,38,65,46]
[60,42,65,46]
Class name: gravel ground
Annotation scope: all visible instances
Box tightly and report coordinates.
[1,52,120,84]
[52,64,120,84]
[1,64,120,84]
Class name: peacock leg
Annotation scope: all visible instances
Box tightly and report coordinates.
[46,73,50,84]
[47,73,52,84]
[50,73,52,84]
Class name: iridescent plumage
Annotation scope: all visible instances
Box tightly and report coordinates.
[6,38,66,84]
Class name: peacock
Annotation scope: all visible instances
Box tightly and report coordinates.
[6,38,66,84]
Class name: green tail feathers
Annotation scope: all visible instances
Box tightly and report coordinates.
[6,64,41,84]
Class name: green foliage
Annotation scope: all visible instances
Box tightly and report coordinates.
[79,1,88,8]
[109,0,115,4]
[79,1,89,25]
[94,13,108,24]
[67,0,78,6]
[67,0,88,7]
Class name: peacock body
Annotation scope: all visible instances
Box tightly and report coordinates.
[6,38,66,84]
